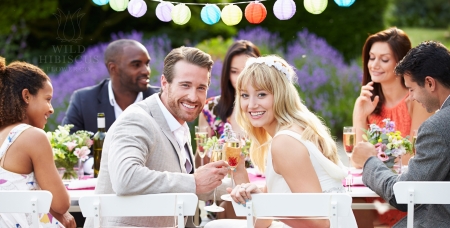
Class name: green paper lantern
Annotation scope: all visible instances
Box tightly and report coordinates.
[109,0,128,12]
[304,0,328,14]
[171,4,191,25]
[221,4,242,26]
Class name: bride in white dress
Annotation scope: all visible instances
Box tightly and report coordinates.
[205,56,356,228]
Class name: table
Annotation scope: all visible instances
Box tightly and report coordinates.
[68,186,392,212]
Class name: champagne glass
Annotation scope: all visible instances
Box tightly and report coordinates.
[221,132,241,201]
[195,126,208,166]
[204,143,225,212]
[412,130,418,154]
[343,126,355,191]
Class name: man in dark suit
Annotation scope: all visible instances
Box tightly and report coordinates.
[352,41,450,227]
[62,39,159,133]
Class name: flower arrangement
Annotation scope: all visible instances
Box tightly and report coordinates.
[47,124,93,180]
[363,119,413,172]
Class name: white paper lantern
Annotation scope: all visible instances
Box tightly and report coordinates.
[128,0,147,18]
[156,1,175,22]
[273,0,296,20]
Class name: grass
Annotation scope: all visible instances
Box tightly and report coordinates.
[402,27,450,48]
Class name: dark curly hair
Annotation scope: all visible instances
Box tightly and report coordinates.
[0,56,50,127]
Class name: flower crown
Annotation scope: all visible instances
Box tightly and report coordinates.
[246,57,291,79]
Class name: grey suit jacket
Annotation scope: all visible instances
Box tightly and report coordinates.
[84,94,224,227]
[363,97,450,228]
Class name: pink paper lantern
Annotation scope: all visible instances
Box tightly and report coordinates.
[156,1,175,22]
[273,0,296,20]
[128,0,147,18]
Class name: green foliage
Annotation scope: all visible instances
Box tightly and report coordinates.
[402,27,450,48]
[195,37,234,61]
[386,0,450,28]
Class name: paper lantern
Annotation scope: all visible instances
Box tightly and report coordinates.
[334,0,356,7]
[92,0,109,6]
[156,1,174,22]
[201,4,221,25]
[171,4,191,25]
[221,4,242,26]
[304,0,327,14]
[273,0,296,20]
[109,0,128,12]
[128,0,147,18]
[245,2,267,24]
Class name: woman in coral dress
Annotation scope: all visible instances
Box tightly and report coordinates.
[352,28,433,227]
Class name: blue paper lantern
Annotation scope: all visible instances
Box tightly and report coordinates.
[201,4,221,25]
[92,0,109,6]
[128,0,147,18]
[334,0,356,7]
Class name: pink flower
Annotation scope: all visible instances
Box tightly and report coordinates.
[85,139,93,148]
[377,151,389,162]
[64,140,77,152]
[74,146,91,161]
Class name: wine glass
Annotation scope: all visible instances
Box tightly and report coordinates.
[221,132,241,201]
[343,126,355,191]
[412,130,418,154]
[195,126,208,166]
[204,143,225,212]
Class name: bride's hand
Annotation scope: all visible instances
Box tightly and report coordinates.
[227,183,261,205]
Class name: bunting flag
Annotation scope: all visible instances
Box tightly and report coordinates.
[93,0,356,25]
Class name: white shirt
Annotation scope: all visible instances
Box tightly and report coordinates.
[155,95,193,173]
[108,80,143,119]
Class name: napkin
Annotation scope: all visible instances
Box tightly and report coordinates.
[343,168,364,186]
[67,178,97,190]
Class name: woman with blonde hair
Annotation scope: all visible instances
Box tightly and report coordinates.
[206,56,356,227]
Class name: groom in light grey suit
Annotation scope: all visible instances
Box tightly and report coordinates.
[352,41,450,228]
[84,47,229,227]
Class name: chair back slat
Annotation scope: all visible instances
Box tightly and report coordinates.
[393,181,450,228]
[0,190,53,228]
[79,193,198,228]
[232,193,353,228]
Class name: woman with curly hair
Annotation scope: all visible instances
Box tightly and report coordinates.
[0,57,76,228]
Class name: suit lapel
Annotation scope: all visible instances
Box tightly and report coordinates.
[146,95,187,173]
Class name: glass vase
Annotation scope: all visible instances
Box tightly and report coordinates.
[61,166,78,180]
[393,155,403,174]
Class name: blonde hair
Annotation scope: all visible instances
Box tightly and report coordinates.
[235,55,339,172]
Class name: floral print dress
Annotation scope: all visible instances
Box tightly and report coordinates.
[202,96,227,136]
[0,124,61,228]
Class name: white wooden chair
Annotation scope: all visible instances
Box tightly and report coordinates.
[79,193,198,228]
[0,190,53,228]
[393,181,450,228]
[231,193,354,228]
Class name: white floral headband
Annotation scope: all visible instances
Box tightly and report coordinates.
[245,57,291,79]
